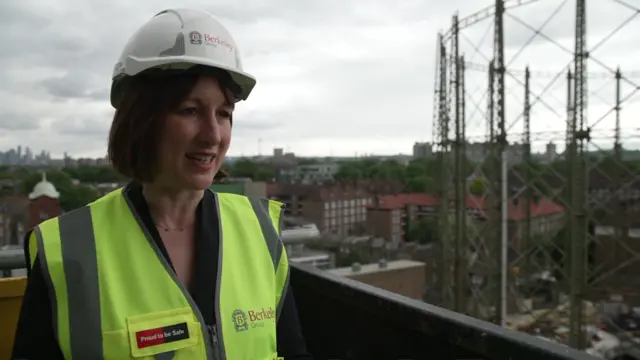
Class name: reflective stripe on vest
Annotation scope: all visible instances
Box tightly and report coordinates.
[30,188,288,360]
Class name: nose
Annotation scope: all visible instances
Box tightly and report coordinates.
[199,109,223,145]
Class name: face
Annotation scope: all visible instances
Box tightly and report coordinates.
[155,76,233,191]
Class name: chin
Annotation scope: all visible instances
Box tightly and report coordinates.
[184,173,216,191]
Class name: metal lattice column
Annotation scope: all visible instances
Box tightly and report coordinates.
[523,67,532,276]
[436,33,454,308]
[568,0,589,349]
[452,14,468,314]
[491,0,508,326]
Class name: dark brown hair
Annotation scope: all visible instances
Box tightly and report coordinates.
[108,67,234,183]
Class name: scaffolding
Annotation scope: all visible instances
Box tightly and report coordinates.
[434,0,640,350]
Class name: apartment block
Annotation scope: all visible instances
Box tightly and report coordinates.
[267,182,374,236]
[280,163,340,184]
[366,193,565,250]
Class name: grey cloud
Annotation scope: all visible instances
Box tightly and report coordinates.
[1,0,639,157]
[234,118,283,132]
[0,112,42,131]
[52,113,112,137]
[41,73,109,101]
[502,1,640,48]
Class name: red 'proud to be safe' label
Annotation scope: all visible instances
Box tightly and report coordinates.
[135,322,190,349]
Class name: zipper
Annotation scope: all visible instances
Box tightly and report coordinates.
[122,189,216,360]
[207,324,222,360]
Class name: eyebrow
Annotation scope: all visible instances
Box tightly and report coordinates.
[183,96,234,110]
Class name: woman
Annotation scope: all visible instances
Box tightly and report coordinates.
[12,8,312,360]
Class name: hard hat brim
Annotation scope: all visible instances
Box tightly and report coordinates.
[110,55,256,109]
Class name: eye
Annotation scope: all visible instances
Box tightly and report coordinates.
[217,109,232,121]
[177,106,198,116]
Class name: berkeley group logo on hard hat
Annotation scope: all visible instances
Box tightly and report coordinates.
[189,31,203,45]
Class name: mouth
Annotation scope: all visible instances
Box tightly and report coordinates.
[185,153,216,164]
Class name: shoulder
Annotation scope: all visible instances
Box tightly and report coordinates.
[210,190,285,209]
[34,188,124,235]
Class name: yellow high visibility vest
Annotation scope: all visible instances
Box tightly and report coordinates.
[28,188,289,360]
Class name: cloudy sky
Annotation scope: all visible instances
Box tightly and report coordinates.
[1,0,639,158]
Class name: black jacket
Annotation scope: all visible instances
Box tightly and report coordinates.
[12,183,312,359]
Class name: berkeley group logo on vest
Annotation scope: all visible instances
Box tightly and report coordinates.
[232,308,275,332]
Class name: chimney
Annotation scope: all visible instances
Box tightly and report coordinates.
[351,262,361,272]
[378,258,387,269]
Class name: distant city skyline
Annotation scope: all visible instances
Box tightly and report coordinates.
[6,138,640,165]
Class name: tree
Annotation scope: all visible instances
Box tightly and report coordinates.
[227,159,276,181]
[63,165,125,183]
[469,177,487,196]
[406,217,438,244]
[21,170,99,211]
[404,175,436,193]
[297,158,319,165]
[336,250,364,267]
[406,157,438,179]
[332,156,480,194]
[60,185,100,211]
[334,165,363,182]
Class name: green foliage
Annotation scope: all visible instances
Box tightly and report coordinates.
[20,170,99,211]
[334,165,363,182]
[227,159,276,181]
[512,161,552,197]
[469,177,487,196]
[334,157,442,193]
[62,165,125,183]
[335,251,364,267]
[335,158,405,181]
[406,217,438,244]
[404,175,435,193]
[297,158,319,165]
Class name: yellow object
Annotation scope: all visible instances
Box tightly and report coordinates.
[31,188,289,359]
[0,276,26,359]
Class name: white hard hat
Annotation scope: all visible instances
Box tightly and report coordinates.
[110,9,256,108]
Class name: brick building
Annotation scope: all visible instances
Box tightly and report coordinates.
[209,179,267,198]
[0,173,62,247]
[267,182,374,235]
[0,196,28,247]
[366,193,565,249]
[27,173,63,231]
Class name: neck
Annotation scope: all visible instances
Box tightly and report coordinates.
[141,183,204,230]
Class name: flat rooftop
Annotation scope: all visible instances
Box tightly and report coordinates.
[289,248,331,260]
[328,259,425,277]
